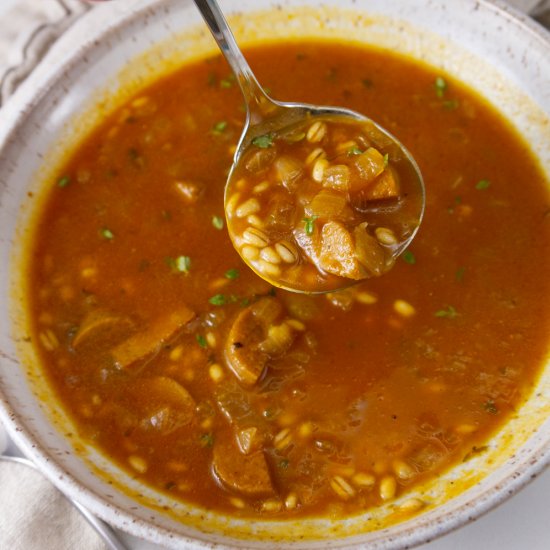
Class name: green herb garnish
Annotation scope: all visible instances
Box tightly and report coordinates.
[383,153,390,168]
[475,179,491,190]
[402,250,416,265]
[57,175,70,188]
[484,401,498,414]
[100,227,114,240]
[212,215,224,230]
[212,121,228,135]
[252,134,274,148]
[209,294,237,306]
[443,99,459,110]
[225,268,240,280]
[278,459,290,470]
[303,215,318,236]
[200,433,214,447]
[220,75,234,88]
[455,266,466,282]
[435,305,458,319]
[347,146,363,156]
[196,334,207,348]
[435,76,447,97]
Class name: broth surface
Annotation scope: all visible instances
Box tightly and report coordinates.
[27,41,550,518]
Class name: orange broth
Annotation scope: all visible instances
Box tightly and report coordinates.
[27,41,550,518]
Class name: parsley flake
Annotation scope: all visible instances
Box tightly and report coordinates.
[209,294,237,306]
[402,250,416,265]
[435,76,447,97]
[455,266,466,282]
[196,334,207,348]
[225,268,240,280]
[212,215,224,230]
[212,121,228,135]
[347,146,363,156]
[100,228,114,240]
[484,401,498,414]
[303,215,318,236]
[252,134,274,148]
[383,153,390,167]
[475,179,491,190]
[435,305,458,319]
[57,175,70,188]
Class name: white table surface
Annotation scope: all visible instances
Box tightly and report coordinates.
[0,0,548,548]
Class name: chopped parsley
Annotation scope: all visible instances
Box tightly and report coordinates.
[383,153,390,167]
[278,459,290,470]
[435,305,458,319]
[347,146,363,156]
[303,215,318,236]
[212,121,228,135]
[200,433,214,447]
[212,215,224,230]
[209,293,237,306]
[196,334,207,348]
[220,75,234,88]
[435,76,447,97]
[402,250,416,265]
[455,266,466,282]
[484,401,498,415]
[225,268,240,280]
[57,175,70,188]
[443,99,459,110]
[252,134,274,148]
[475,179,491,190]
[100,227,114,240]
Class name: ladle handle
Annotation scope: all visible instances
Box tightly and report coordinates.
[192,0,270,121]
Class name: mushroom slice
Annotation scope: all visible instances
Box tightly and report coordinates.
[134,376,196,434]
[212,435,274,497]
[111,306,195,369]
[224,298,284,387]
[72,308,134,349]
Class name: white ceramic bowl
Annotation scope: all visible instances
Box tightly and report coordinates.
[0,1,549,548]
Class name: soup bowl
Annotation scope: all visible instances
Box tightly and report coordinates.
[0,0,549,548]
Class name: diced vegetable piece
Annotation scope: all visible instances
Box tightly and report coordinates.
[274,155,303,191]
[305,190,348,221]
[258,321,297,356]
[236,426,263,455]
[135,376,196,434]
[111,307,195,369]
[72,309,134,349]
[224,298,284,387]
[212,435,274,497]
[318,221,365,279]
[354,147,386,184]
[362,166,401,201]
[353,223,386,276]
[245,147,276,173]
[322,164,350,191]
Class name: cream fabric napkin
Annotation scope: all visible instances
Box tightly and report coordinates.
[0,456,107,550]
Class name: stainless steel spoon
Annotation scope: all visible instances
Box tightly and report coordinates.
[195,0,425,293]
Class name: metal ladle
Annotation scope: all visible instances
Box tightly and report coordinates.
[193,0,425,293]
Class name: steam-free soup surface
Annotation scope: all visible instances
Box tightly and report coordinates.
[28,41,550,518]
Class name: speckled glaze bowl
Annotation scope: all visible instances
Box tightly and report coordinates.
[0,0,549,548]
